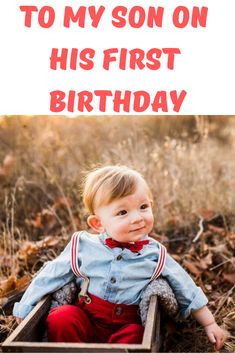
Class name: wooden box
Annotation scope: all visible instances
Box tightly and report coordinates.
[2,295,160,353]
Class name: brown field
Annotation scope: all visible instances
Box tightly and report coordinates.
[0,115,234,352]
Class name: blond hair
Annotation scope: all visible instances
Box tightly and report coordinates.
[82,165,152,214]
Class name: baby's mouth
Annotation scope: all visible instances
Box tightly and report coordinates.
[129,226,145,233]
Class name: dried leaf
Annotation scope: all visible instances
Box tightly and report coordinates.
[3,154,15,172]
[204,284,212,292]
[15,274,31,290]
[208,224,226,237]
[199,253,213,270]
[0,256,14,270]
[0,297,8,306]
[183,260,201,276]
[40,235,60,248]
[149,232,169,244]
[30,214,43,229]
[223,272,235,285]
[197,208,216,221]
[18,241,39,260]
[0,167,5,176]
[53,197,72,210]
[41,209,54,217]
[166,217,180,227]
[0,276,16,298]
[227,234,235,249]
[171,254,182,262]
[41,209,57,230]
[211,243,229,255]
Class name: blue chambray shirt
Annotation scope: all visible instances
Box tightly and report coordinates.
[13,231,208,319]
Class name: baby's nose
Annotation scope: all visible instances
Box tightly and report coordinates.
[131,212,143,223]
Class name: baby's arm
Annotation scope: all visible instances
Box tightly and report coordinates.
[161,254,208,318]
[161,253,227,349]
[192,306,228,350]
[13,240,75,321]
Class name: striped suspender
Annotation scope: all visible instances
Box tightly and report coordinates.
[150,242,167,281]
[71,232,91,304]
[71,232,86,279]
[71,232,167,301]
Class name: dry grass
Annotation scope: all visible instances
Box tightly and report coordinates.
[0,115,235,351]
[1,115,235,230]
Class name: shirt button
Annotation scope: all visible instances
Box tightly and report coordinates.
[110,277,116,284]
[116,255,122,261]
[115,306,123,316]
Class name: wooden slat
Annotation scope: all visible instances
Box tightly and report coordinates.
[2,341,151,353]
[153,307,161,353]
[2,295,160,353]
[142,296,158,349]
[2,296,50,346]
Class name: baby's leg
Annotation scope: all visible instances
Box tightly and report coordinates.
[47,304,94,342]
[108,323,144,344]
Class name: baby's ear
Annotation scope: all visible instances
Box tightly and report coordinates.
[87,215,104,233]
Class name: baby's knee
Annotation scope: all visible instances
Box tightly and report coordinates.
[47,304,80,328]
[126,323,144,335]
[46,304,93,342]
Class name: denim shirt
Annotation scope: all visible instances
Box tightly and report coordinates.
[13,231,208,319]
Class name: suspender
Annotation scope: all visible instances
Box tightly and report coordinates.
[70,232,167,302]
[71,232,91,304]
[71,232,87,279]
[150,242,167,281]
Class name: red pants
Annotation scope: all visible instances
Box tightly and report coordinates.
[47,293,144,344]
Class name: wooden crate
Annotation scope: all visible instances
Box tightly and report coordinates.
[2,295,160,353]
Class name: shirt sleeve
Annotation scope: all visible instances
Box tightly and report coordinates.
[161,253,208,318]
[13,240,76,319]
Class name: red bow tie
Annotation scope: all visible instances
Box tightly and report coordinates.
[105,238,149,253]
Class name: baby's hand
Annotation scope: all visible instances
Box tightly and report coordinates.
[15,317,23,325]
[204,322,228,350]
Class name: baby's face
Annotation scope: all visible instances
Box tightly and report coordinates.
[96,179,154,242]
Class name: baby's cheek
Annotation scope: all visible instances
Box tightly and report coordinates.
[112,223,124,234]
[147,216,154,229]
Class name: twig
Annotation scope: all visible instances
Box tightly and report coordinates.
[214,284,235,316]
[164,237,189,243]
[193,216,204,242]
[221,213,229,233]
[209,258,231,271]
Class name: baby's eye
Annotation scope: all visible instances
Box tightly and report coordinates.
[116,210,127,216]
[140,203,149,210]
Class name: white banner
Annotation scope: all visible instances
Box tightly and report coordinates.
[0,1,234,114]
